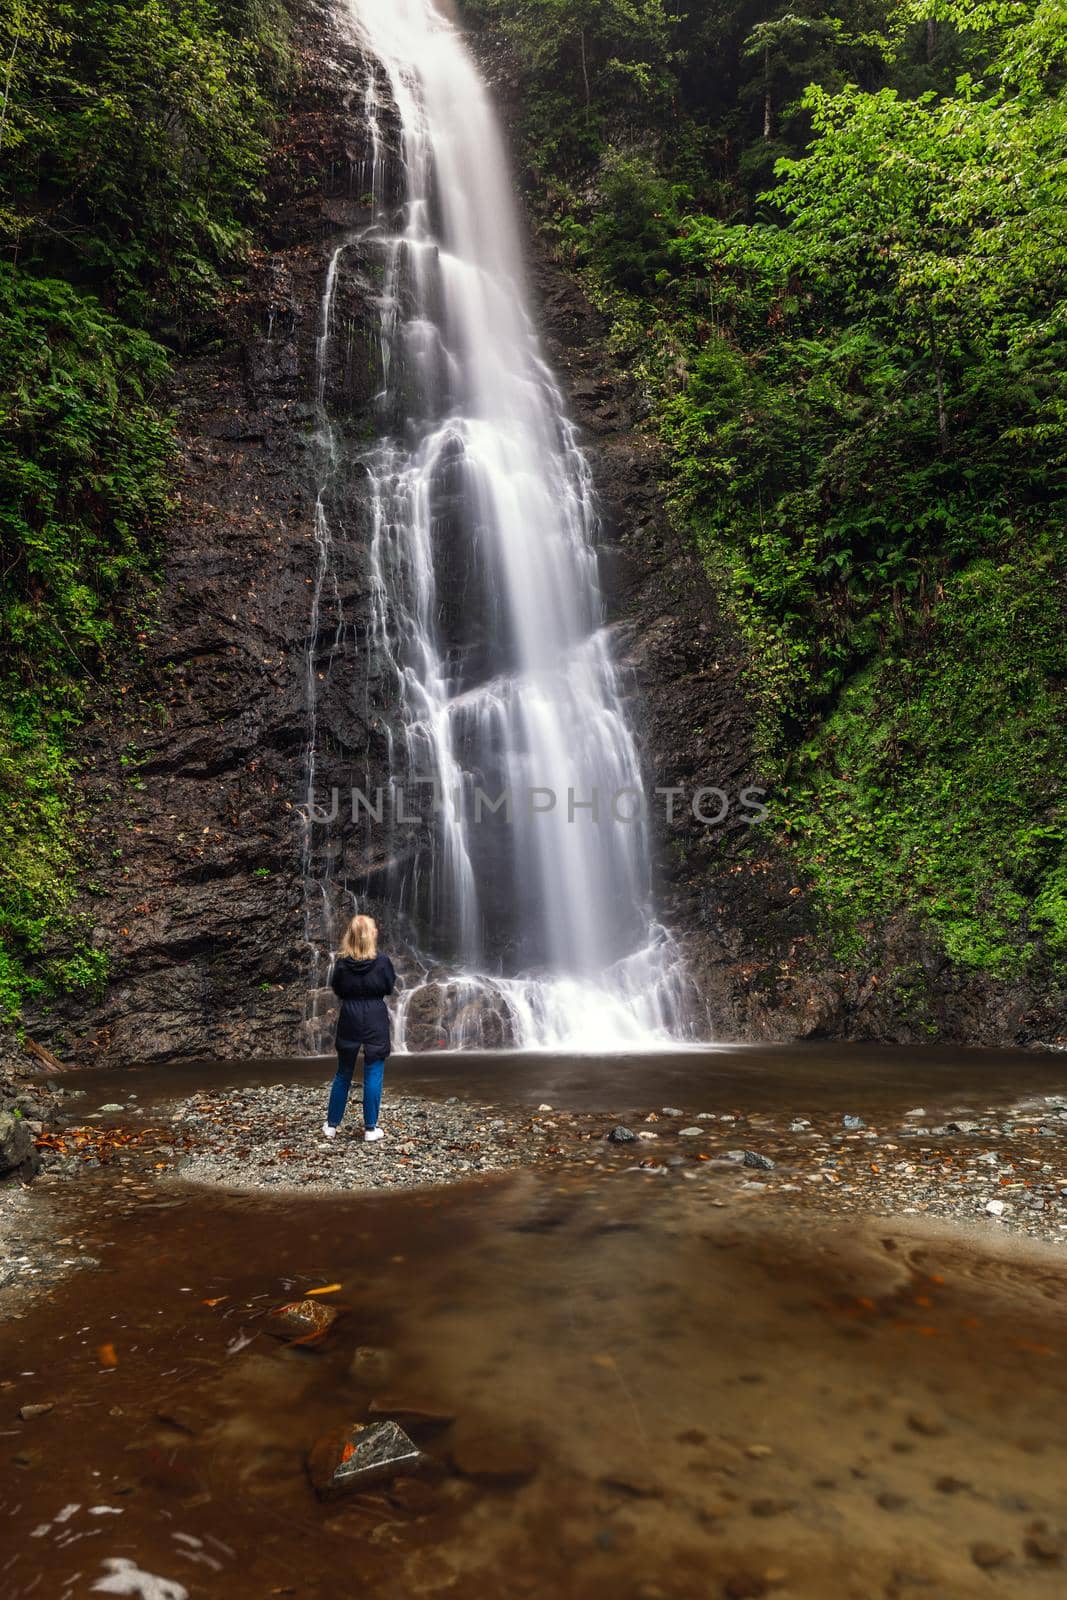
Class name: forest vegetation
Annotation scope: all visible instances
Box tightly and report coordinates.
[0,0,292,1020]
[462,0,1067,987]
[0,0,1063,1030]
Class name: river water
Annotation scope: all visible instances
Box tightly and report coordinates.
[3,1044,1066,1598]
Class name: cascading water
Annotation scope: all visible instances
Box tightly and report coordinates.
[303,0,697,1050]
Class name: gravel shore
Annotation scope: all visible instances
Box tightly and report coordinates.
[172,1085,556,1191]
[2,1076,1062,1322]
[167,1081,1067,1245]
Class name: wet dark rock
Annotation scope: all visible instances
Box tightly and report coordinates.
[264,1298,339,1345]
[608,1126,637,1143]
[307,1419,422,1499]
[0,1110,40,1182]
[401,984,514,1052]
[742,1150,775,1171]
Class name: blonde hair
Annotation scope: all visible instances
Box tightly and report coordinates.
[341,914,378,960]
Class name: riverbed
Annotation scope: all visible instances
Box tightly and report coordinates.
[1,1043,1065,1598]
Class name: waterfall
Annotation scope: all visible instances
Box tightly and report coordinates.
[304,0,697,1050]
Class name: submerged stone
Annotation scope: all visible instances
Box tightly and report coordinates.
[264,1298,339,1345]
[307,1420,422,1499]
[607,1126,636,1143]
[349,1345,392,1384]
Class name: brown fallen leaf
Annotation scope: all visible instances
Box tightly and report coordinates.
[98,1343,119,1368]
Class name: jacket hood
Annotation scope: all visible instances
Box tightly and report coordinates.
[339,955,379,972]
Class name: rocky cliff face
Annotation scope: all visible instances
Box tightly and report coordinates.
[525,221,1061,1048]
[27,1,1059,1064]
[479,39,1062,1051]
[29,3,379,1066]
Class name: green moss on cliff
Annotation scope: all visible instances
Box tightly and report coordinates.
[465,0,1067,990]
[0,0,294,1021]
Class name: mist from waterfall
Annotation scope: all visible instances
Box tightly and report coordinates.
[305,0,697,1049]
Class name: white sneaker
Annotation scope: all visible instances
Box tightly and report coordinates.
[363,1127,384,1143]
[322,1121,337,1140]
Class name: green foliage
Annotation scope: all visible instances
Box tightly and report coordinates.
[0,268,172,677]
[1,0,291,332]
[0,266,173,1021]
[0,0,292,1021]
[460,0,678,174]
[587,154,689,288]
[470,0,1067,982]
[782,546,1066,974]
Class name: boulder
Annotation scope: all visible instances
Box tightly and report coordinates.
[0,1110,40,1181]
[307,1420,422,1499]
[264,1298,339,1345]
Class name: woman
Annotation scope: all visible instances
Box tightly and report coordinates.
[323,914,396,1142]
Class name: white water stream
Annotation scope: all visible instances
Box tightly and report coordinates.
[304,0,696,1049]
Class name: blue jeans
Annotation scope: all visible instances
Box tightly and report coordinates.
[327,1047,385,1130]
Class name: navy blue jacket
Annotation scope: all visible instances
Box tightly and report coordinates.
[331,954,396,1057]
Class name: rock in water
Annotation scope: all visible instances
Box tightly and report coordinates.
[18,1402,56,1420]
[743,1150,775,1170]
[843,1115,865,1130]
[608,1126,637,1143]
[307,1420,421,1499]
[264,1299,338,1345]
[349,1346,392,1384]
[0,1110,40,1181]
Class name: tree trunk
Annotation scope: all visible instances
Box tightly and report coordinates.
[0,9,24,155]
[926,18,937,62]
[579,27,590,116]
[925,310,949,449]
[763,48,772,139]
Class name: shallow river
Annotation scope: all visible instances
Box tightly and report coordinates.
[2,1044,1066,1599]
